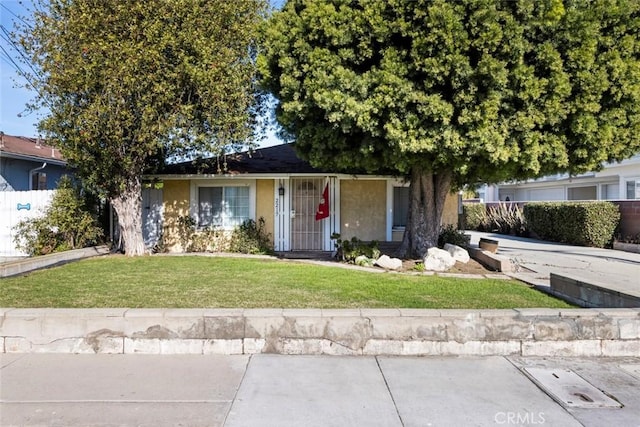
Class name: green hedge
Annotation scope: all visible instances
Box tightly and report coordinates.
[462,203,487,230]
[523,202,620,248]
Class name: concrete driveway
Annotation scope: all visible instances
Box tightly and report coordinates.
[466,231,640,300]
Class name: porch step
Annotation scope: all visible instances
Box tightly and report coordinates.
[277,242,401,260]
[376,241,401,256]
[277,251,334,260]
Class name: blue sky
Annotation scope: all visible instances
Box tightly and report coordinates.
[0,0,285,144]
[1,0,41,137]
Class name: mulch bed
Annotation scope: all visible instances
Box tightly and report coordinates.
[401,258,496,275]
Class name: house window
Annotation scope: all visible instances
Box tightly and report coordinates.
[567,186,596,201]
[31,172,47,190]
[198,186,249,228]
[627,180,640,200]
[602,183,619,200]
[393,187,410,228]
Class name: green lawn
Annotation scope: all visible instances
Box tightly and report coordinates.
[0,255,573,309]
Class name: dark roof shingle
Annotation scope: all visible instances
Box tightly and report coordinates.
[160,144,327,175]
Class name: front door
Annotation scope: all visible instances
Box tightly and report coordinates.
[142,187,163,249]
[291,178,324,250]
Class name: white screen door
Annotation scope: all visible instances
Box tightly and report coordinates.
[291,178,324,250]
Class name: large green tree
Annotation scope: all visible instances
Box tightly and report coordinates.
[260,0,640,258]
[16,0,267,255]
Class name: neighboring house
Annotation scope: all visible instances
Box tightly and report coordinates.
[147,143,459,253]
[0,132,72,257]
[481,154,640,202]
[0,132,70,191]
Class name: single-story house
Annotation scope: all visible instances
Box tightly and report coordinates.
[0,132,70,191]
[481,153,640,202]
[145,144,459,253]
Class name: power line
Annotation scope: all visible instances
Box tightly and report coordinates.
[0,24,52,110]
[0,52,16,69]
[0,23,44,81]
[0,2,34,30]
[0,30,28,77]
[0,0,41,76]
[0,1,31,77]
[0,1,48,110]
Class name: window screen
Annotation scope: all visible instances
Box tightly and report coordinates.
[627,181,640,200]
[198,186,249,228]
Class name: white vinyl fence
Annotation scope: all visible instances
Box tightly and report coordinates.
[0,190,55,257]
[2,188,162,257]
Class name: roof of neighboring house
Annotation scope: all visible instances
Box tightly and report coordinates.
[159,143,329,175]
[0,133,66,166]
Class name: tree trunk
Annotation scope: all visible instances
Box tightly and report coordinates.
[110,177,146,256]
[396,167,453,259]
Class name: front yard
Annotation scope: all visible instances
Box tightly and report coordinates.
[0,255,573,309]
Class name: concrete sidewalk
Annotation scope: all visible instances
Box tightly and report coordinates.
[2,354,639,426]
[467,231,640,298]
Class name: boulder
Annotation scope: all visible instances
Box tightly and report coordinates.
[423,247,456,272]
[444,243,470,263]
[374,254,403,270]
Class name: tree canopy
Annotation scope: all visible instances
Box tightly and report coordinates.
[260,0,640,257]
[16,0,267,255]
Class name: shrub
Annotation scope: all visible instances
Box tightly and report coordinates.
[13,176,104,256]
[462,203,487,230]
[486,203,527,236]
[151,231,166,254]
[524,202,620,248]
[194,228,232,253]
[229,218,273,255]
[438,224,470,248]
[175,216,272,254]
[176,215,197,251]
[332,233,380,262]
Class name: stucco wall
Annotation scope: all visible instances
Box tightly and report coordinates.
[256,179,275,240]
[340,180,386,241]
[341,180,459,242]
[441,192,459,227]
[162,180,190,252]
[391,192,459,242]
[160,178,460,250]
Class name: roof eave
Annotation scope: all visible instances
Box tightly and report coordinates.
[146,172,398,180]
[0,150,67,167]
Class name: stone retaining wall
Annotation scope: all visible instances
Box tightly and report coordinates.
[2,308,639,357]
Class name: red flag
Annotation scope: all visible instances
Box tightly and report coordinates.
[315,183,329,221]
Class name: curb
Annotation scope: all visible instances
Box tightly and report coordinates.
[0,246,111,278]
[551,273,640,308]
[1,308,639,357]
